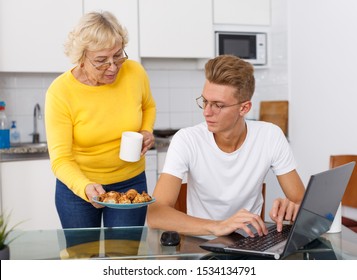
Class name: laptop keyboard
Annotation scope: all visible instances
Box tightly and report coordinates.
[229,225,291,252]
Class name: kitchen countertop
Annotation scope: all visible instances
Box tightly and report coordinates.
[153,129,177,153]
[0,142,49,162]
[154,136,172,152]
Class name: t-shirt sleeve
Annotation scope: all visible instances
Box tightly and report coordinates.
[269,125,297,176]
[162,129,191,180]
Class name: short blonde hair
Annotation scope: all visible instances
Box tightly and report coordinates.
[64,11,128,64]
[205,55,255,102]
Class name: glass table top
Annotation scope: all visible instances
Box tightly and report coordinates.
[7,225,357,260]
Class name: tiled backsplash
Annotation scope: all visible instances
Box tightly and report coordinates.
[144,61,206,129]
[0,72,58,143]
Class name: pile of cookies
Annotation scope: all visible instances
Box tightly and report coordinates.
[97,189,152,204]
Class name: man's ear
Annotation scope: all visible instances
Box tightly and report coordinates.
[240,101,252,116]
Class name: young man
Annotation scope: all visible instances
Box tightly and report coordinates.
[147,55,305,237]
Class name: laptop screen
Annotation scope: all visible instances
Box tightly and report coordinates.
[283,162,355,257]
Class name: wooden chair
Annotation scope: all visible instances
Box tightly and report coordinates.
[259,101,289,137]
[330,155,357,233]
[175,183,266,221]
[174,183,188,214]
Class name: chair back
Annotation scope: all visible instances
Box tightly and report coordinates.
[174,183,187,214]
[175,183,266,221]
[330,155,357,208]
[259,100,289,137]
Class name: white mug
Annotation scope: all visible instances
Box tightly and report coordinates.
[119,131,143,162]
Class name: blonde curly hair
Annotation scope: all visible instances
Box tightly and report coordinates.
[64,11,128,65]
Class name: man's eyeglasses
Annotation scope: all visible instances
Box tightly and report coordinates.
[196,95,243,114]
[86,50,128,71]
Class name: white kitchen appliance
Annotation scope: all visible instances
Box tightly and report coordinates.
[216,31,267,65]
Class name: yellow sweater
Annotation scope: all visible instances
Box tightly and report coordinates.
[45,60,156,201]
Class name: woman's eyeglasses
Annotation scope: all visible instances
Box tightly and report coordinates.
[86,50,128,71]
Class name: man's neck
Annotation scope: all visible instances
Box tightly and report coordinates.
[213,121,247,153]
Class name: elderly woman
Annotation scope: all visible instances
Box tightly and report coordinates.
[45,11,156,229]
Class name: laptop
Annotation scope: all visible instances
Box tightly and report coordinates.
[200,162,355,259]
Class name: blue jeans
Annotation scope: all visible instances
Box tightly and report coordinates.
[55,172,148,229]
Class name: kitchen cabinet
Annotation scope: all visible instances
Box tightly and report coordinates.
[138,0,214,58]
[145,149,158,195]
[0,0,82,72]
[0,0,140,73]
[84,0,140,62]
[213,0,271,26]
[0,159,60,230]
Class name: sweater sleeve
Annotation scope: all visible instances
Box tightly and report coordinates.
[45,76,94,201]
[139,65,156,132]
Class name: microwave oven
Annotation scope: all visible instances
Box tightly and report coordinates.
[216,32,267,65]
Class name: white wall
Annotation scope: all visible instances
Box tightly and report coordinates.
[288,0,357,184]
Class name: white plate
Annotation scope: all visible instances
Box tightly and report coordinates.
[92,197,156,209]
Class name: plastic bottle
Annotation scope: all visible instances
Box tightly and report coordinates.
[0,101,10,149]
[10,120,21,144]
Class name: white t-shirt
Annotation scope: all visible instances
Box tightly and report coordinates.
[162,120,297,220]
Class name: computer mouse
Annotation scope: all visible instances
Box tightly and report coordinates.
[160,231,181,246]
